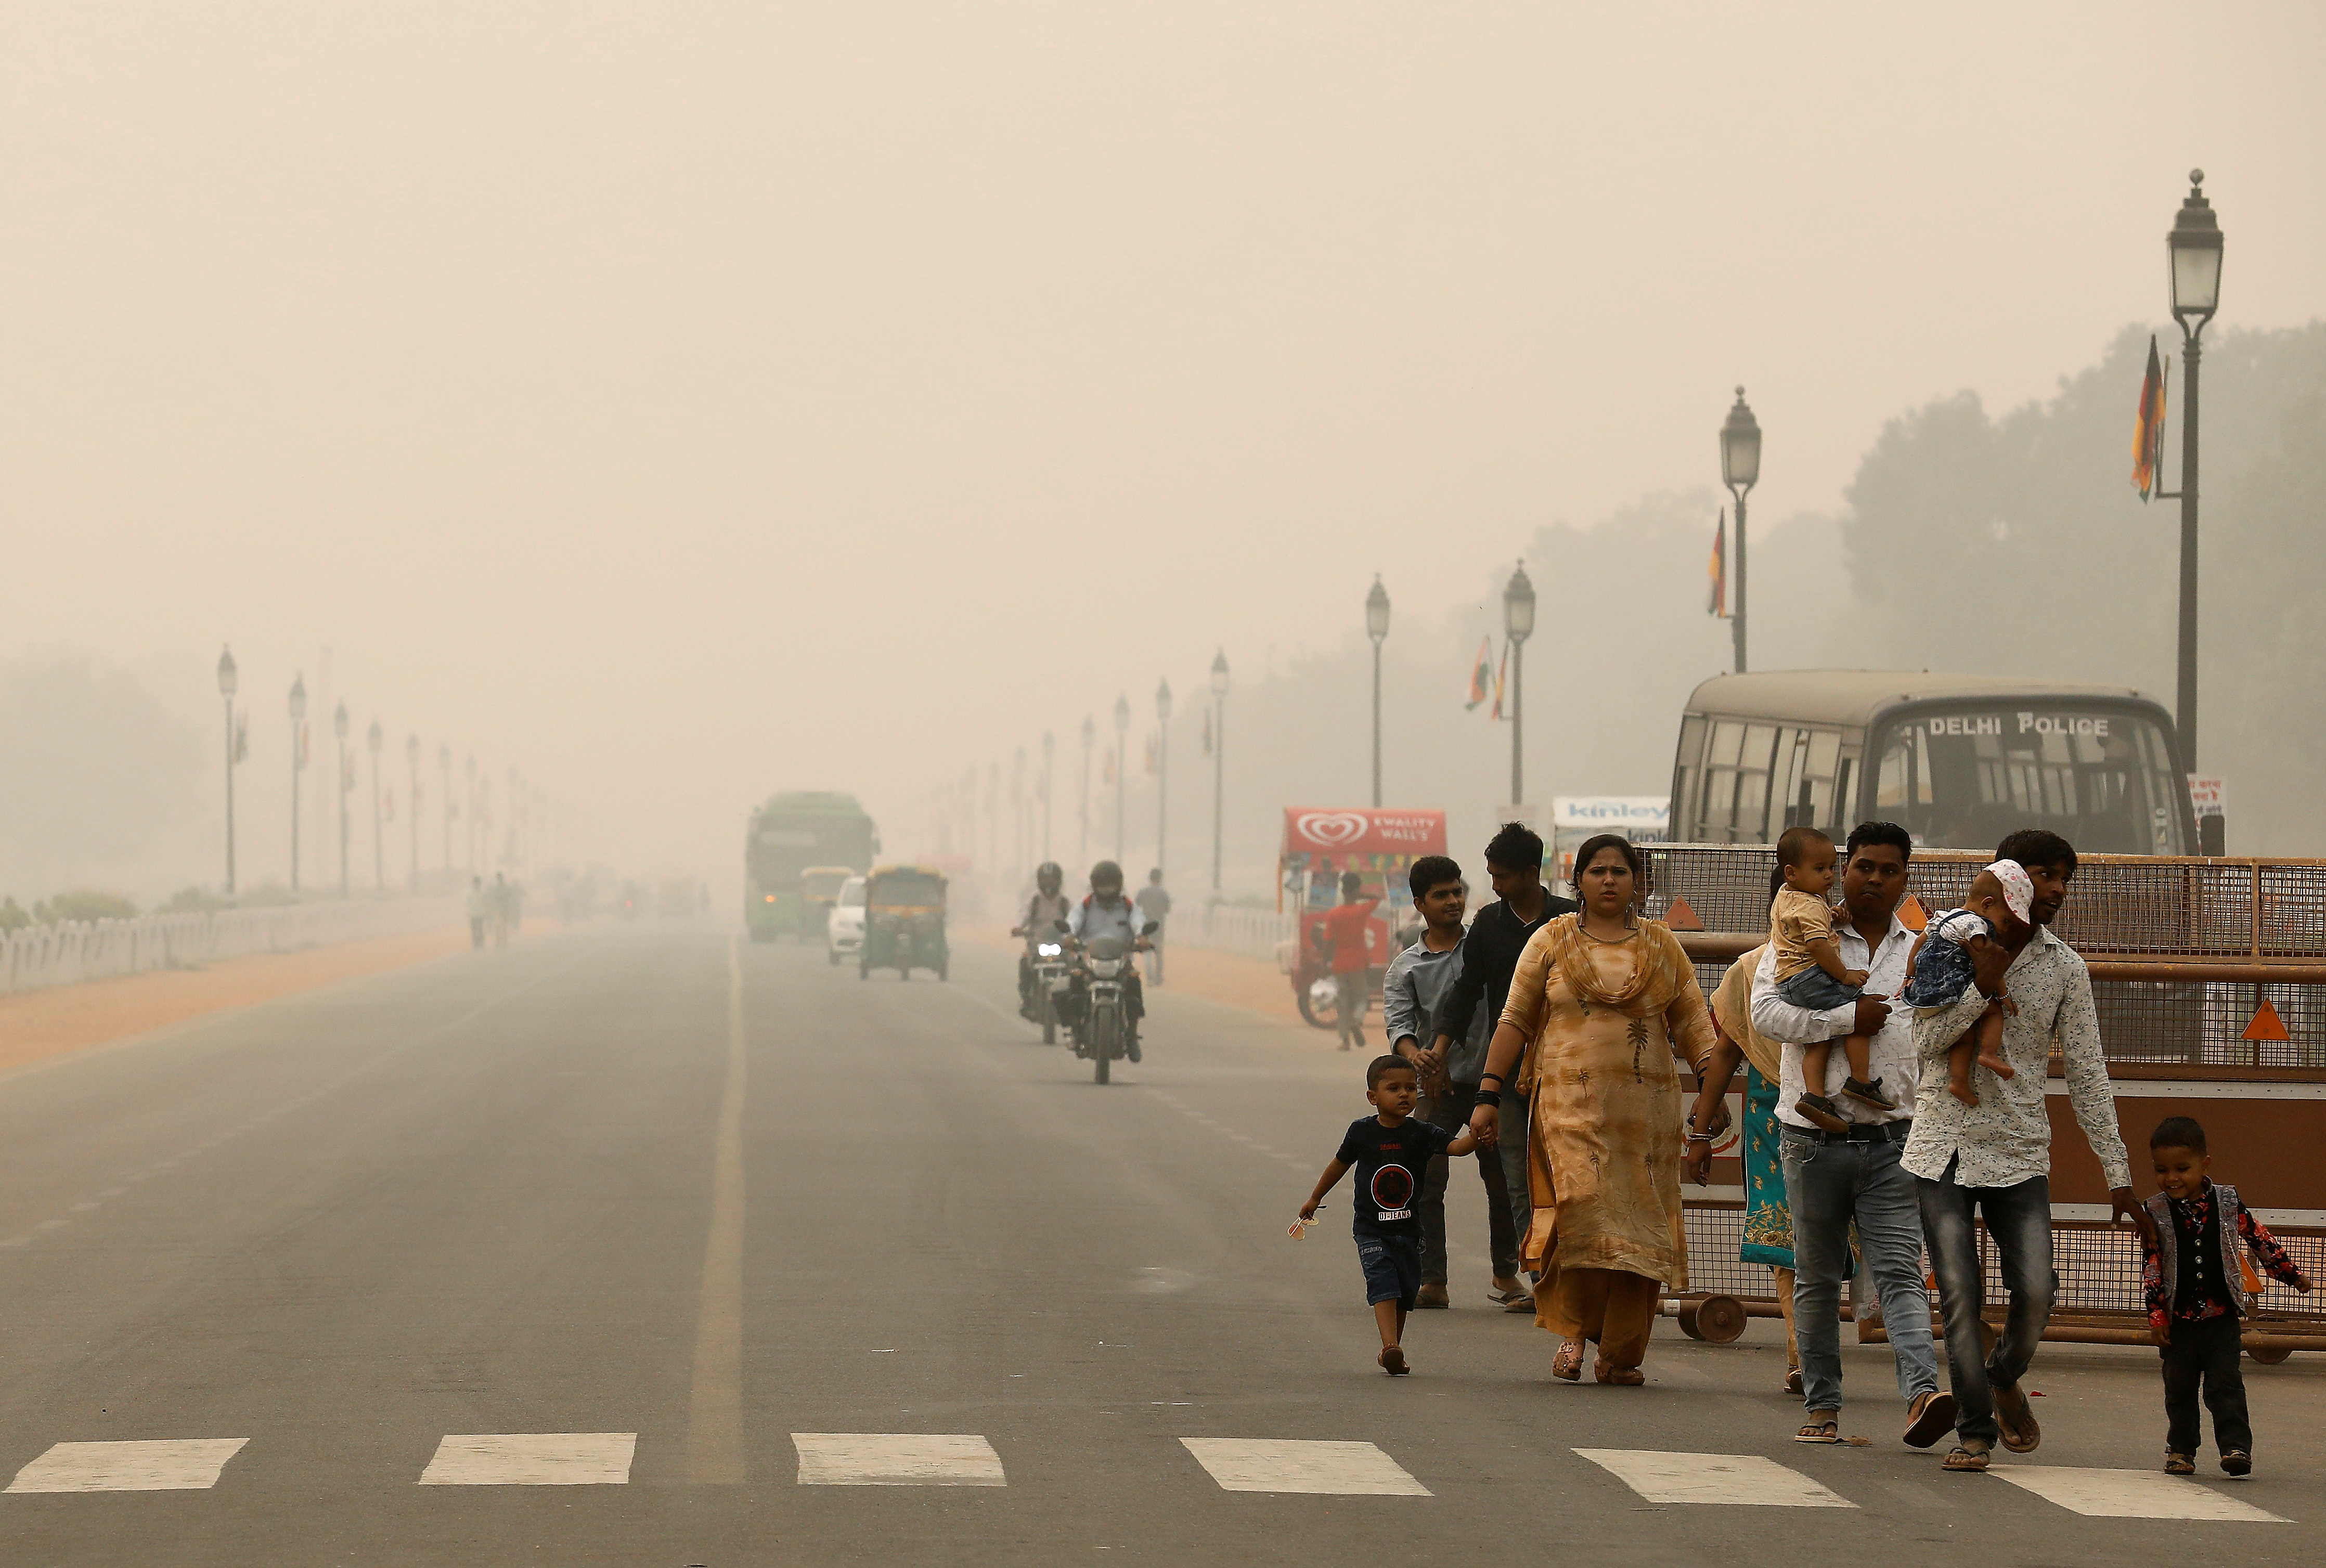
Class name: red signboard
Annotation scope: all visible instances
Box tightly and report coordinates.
[1278,808,1448,859]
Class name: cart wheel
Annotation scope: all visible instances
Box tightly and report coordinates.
[1677,1295,1746,1344]
[2246,1342,2293,1366]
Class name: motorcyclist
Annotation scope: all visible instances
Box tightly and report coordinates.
[1063,860,1151,1060]
[1011,862,1072,1020]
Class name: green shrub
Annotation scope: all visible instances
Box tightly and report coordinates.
[0,897,27,933]
[44,890,138,923]
[160,886,232,914]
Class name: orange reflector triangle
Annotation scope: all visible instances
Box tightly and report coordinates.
[1898,894,1929,932]
[1665,896,1703,931]
[2243,1000,2290,1043]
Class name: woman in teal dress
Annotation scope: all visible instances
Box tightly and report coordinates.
[1696,944,1799,1392]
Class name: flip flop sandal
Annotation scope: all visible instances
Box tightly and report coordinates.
[1551,1340,1585,1381]
[2221,1450,2252,1476]
[1379,1346,1409,1375]
[1794,1417,1842,1444]
[1992,1381,2040,1453]
[1904,1390,1957,1449]
[1943,1445,1991,1472]
[1786,1369,1804,1395]
[2164,1454,2196,1475]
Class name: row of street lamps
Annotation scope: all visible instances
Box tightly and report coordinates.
[213,646,516,898]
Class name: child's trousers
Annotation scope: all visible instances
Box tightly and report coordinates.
[2161,1313,2250,1456]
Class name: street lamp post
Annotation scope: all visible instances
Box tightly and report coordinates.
[368,720,384,891]
[464,754,477,875]
[406,733,421,891]
[288,676,308,891]
[438,743,453,874]
[2166,169,2223,776]
[1365,576,1390,807]
[1503,563,1535,807]
[1209,649,1229,897]
[1041,730,1055,863]
[334,703,351,897]
[217,647,238,895]
[1112,693,1130,864]
[1079,715,1094,866]
[1013,746,1027,879]
[1720,387,1762,675]
[1154,679,1173,878]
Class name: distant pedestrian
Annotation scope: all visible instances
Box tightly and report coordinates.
[1297,1053,1478,1376]
[2141,1115,2311,1478]
[1315,872,1379,1052]
[1135,868,1172,984]
[491,872,513,948]
[467,876,489,950]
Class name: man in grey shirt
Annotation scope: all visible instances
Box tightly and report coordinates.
[1385,854,1523,1310]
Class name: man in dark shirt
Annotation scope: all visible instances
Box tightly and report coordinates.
[1428,821,1576,1263]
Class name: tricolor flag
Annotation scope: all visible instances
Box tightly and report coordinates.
[1708,509,1727,618]
[1464,637,1495,711]
[1489,642,1509,721]
[2132,334,2169,501]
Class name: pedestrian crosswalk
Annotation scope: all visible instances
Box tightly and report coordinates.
[0,1434,2296,1520]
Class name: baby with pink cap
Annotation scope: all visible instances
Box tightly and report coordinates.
[1901,861,2036,1106]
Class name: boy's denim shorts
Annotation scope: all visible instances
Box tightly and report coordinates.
[1356,1232,1422,1310]
[1776,967,1862,1013]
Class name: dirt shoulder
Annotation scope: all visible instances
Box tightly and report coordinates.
[0,925,472,1077]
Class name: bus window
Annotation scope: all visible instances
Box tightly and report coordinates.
[1733,724,1780,841]
[1700,719,1746,837]
[1869,705,2187,853]
[1671,716,1707,834]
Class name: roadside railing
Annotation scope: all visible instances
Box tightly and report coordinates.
[1173,904,1298,965]
[0,898,463,998]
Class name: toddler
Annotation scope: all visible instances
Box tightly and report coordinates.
[2140,1116,2311,1477]
[1298,1054,1474,1374]
[1900,860,2031,1105]
[1769,826,1894,1133]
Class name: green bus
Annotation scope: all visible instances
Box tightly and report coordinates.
[745,792,879,941]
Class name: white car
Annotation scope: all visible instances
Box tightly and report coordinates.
[825,876,867,965]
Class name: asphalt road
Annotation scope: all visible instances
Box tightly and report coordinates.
[0,924,2318,1566]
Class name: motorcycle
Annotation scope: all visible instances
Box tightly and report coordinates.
[1058,918,1158,1084]
[1029,938,1072,1045]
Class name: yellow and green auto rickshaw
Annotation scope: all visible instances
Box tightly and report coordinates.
[798,865,858,942]
[859,864,949,981]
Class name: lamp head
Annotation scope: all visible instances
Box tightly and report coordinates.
[367,719,382,754]
[407,732,419,762]
[216,645,238,699]
[2168,168,2224,324]
[1156,678,1172,723]
[1503,560,1536,642]
[1043,729,1054,761]
[1113,693,1130,733]
[1081,714,1095,745]
[288,675,307,722]
[1720,385,1762,491]
[1210,647,1229,697]
[333,700,348,740]
[1365,575,1391,642]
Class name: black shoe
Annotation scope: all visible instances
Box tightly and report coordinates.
[1843,1075,1898,1112]
[1795,1093,1850,1134]
[1126,1034,1143,1064]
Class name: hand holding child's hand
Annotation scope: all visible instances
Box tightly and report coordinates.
[1999,990,2020,1017]
[1843,968,1870,988]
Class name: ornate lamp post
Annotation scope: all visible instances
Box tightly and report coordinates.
[1079,715,1095,866]
[1365,576,1390,807]
[438,743,453,873]
[1154,678,1173,877]
[2166,169,2223,776]
[216,647,238,895]
[1041,730,1055,862]
[1720,386,1762,674]
[1112,692,1130,864]
[288,676,308,891]
[368,720,384,890]
[464,753,478,874]
[1503,563,1535,807]
[1209,649,1229,897]
[334,703,351,896]
[406,733,421,891]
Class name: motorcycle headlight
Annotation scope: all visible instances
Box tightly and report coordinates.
[1037,943,1063,957]
[1091,958,1122,978]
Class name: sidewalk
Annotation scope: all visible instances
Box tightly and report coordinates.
[0,924,472,1078]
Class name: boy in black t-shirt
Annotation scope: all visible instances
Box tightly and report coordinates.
[1299,1055,1476,1374]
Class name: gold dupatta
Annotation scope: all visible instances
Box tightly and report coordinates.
[1539,913,1695,1020]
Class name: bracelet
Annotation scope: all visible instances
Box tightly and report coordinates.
[1478,1072,1505,1088]
[1685,1130,1713,1143]
[1474,1088,1503,1107]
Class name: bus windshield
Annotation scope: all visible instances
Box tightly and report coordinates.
[1871,703,2186,854]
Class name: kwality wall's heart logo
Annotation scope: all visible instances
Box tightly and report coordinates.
[1295,811,1372,847]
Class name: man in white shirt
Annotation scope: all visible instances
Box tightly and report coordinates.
[1750,821,1952,1450]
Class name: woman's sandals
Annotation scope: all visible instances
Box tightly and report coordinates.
[1551,1339,1585,1382]
[1378,1346,1409,1376]
[1594,1362,1645,1386]
[1794,1415,1841,1444]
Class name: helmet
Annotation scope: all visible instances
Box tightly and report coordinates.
[1035,861,1063,891]
[1089,860,1124,893]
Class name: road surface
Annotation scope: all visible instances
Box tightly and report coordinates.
[0,925,2317,1565]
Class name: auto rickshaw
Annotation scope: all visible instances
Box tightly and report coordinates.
[798,865,857,942]
[859,864,949,981]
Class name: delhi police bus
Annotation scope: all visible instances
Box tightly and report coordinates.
[1666,671,2198,855]
[745,791,878,941]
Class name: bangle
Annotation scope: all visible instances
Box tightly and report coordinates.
[1685,1131,1713,1143]
[1479,1072,1505,1087]
[1474,1088,1503,1107]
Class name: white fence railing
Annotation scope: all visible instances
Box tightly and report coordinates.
[1172,903,1298,966]
[0,898,463,998]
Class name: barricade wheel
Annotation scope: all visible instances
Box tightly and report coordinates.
[1690,1294,1747,1343]
[2246,1342,2293,1366]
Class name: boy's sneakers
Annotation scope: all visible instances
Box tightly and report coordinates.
[1843,1077,1898,1111]
[1795,1093,1850,1134]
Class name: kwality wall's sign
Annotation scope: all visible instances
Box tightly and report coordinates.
[1279,808,1449,858]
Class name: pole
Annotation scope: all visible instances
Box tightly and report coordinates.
[1731,492,1749,675]
[290,743,301,892]
[1042,739,1054,862]
[2176,331,2201,766]
[223,699,236,895]
[1509,641,1526,807]
[372,750,384,890]
[1080,731,1091,865]
[1156,725,1168,879]
[1370,640,1383,808]
[408,744,420,891]
[338,744,349,897]
[441,749,453,873]
[1211,695,1224,897]
[1116,737,1126,864]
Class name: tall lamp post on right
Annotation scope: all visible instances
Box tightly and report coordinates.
[216,646,238,895]
[2165,169,2222,800]
[288,675,308,892]
[1365,576,1390,807]
[1112,692,1131,864]
[1720,386,1762,675]
[334,702,352,897]
[1503,562,1534,807]
[1079,715,1094,865]
[1208,648,1229,898]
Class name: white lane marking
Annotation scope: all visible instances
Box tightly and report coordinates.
[791,1433,1005,1487]
[1180,1438,1429,1496]
[418,1433,637,1486]
[8,1439,249,1493]
[1991,1465,2288,1521]
[1573,1449,1854,1507]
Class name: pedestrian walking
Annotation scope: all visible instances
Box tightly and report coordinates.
[1315,872,1379,1053]
[2142,1115,2311,1477]
[1134,867,1172,984]
[1297,1053,1479,1376]
[1431,821,1576,1302]
[1382,854,1524,1312]
[1743,821,1952,1449]
[467,875,489,950]
[1905,828,2154,1473]
[491,872,514,948]
[1467,835,1714,1384]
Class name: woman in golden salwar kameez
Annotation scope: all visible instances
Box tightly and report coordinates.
[1468,835,1717,1384]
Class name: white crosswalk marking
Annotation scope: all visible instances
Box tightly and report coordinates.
[7,1439,249,1493]
[418,1433,636,1486]
[791,1433,1005,1486]
[1180,1438,1429,1496]
[1992,1465,2288,1522]
[1573,1449,1855,1508]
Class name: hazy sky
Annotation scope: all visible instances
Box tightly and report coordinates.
[5,3,2321,880]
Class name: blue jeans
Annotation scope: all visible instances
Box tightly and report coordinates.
[1496,1092,1532,1266]
[1780,1125,1939,1416]
[1417,1084,1519,1281]
[1356,1232,1422,1310]
[1916,1160,2055,1449]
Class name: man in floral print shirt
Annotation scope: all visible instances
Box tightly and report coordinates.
[1904,828,2154,1473]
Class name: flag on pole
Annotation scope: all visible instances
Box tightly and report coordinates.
[1708,509,1727,617]
[1465,637,1495,710]
[2132,334,2169,500]
[1489,642,1509,721]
